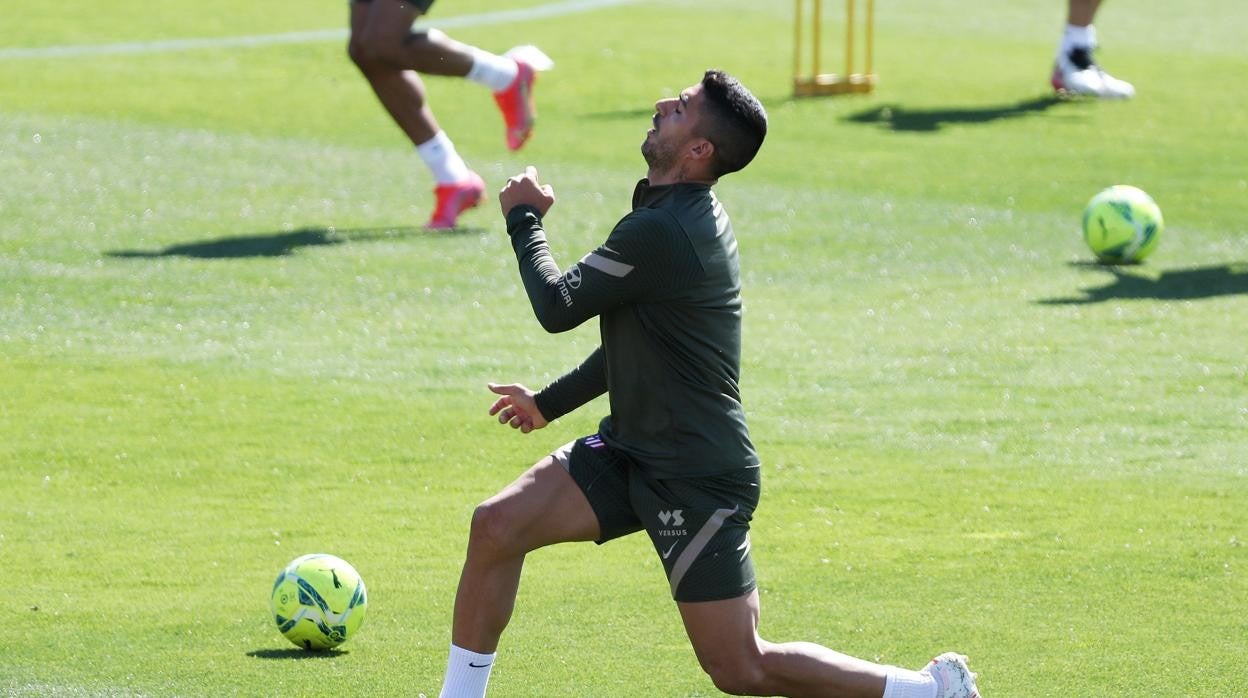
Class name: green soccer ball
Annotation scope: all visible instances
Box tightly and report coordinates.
[1082,185,1164,264]
[271,553,368,650]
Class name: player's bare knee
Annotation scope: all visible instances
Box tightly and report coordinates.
[347,36,386,73]
[467,499,521,558]
[700,656,766,696]
[348,29,411,70]
[346,39,367,69]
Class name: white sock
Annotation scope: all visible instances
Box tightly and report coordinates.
[465,48,519,92]
[416,131,471,185]
[883,667,938,698]
[1061,23,1097,53]
[439,644,497,698]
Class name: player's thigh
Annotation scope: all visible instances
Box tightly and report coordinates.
[353,0,427,45]
[348,0,370,37]
[678,589,764,671]
[475,453,600,552]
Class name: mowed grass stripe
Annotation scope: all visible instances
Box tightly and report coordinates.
[0,0,643,59]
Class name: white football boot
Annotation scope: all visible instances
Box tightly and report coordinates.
[922,652,982,698]
[1051,46,1135,99]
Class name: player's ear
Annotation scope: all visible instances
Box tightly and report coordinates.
[689,137,715,162]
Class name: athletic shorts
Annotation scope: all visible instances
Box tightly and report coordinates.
[551,434,761,603]
[352,0,435,13]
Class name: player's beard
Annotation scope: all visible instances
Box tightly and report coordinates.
[641,133,680,175]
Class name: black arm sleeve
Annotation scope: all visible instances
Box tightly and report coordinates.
[506,205,576,332]
[533,345,607,422]
[506,202,700,422]
[505,204,684,333]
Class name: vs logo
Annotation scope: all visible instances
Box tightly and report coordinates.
[658,510,684,527]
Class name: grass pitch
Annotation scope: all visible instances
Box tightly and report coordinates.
[2,0,1246,695]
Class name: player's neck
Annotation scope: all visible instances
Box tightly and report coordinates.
[646,164,716,187]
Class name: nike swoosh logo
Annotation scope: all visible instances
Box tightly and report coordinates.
[469,662,492,668]
[662,542,678,560]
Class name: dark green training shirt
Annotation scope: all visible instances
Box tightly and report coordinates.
[505,179,759,478]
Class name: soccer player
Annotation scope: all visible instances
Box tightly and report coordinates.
[437,70,982,698]
[1051,0,1135,98]
[348,0,548,229]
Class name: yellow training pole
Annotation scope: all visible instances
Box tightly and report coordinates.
[794,0,803,85]
[845,0,855,80]
[865,0,874,78]
[811,0,822,84]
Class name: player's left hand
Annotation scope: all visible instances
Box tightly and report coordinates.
[487,382,549,433]
[500,165,556,218]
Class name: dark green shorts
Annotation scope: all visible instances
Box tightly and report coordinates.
[353,0,435,13]
[552,434,761,603]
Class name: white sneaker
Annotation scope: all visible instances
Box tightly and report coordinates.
[503,45,554,72]
[1051,47,1135,99]
[922,652,981,698]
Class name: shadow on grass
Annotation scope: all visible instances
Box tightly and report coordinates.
[843,95,1071,132]
[247,647,350,660]
[106,225,475,259]
[1038,262,1248,304]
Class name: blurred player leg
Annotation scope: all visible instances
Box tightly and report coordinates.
[347,0,490,227]
[1051,0,1135,99]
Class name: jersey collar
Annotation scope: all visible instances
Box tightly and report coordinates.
[632,179,713,210]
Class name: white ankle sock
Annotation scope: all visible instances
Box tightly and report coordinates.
[1062,23,1097,52]
[883,667,938,698]
[465,48,519,92]
[439,644,496,698]
[416,131,471,185]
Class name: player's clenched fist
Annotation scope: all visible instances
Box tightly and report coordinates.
[499,165,556,217]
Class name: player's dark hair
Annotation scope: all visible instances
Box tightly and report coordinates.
[697,69,768,178]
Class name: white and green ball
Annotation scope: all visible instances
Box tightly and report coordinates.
[271,553,367,650]
[1082,185,1164,264]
